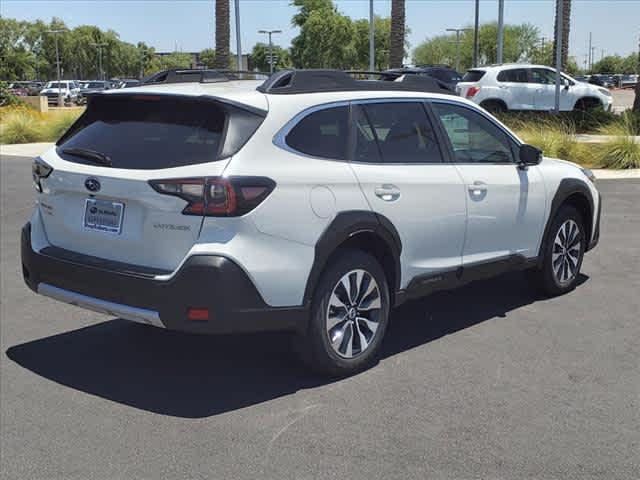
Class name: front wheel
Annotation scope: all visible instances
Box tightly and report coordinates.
[294,249,390,376]
[531,205,586,296]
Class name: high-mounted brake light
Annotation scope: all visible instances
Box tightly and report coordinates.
[32,157,53,193]
[149,176,275,217]
[466,86,481,98]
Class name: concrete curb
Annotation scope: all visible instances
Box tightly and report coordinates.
[1,142,638,179]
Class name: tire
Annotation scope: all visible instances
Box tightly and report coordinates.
[531,205,586,297]
[574,98,601,112]
[293,249,390,376]
[481,100,507,114]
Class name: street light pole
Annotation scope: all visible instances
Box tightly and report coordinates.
[91,42,107,80]
[258,29,282,74]
[473,0,480,67]
[369,0,375,72]
[446,28,472,73]
[497,0,505,64]
[46,29,66,107]
[554,0,563,113]
[234,0,242,71]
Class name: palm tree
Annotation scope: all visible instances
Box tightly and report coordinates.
[214,0,230,69]
[388,0,405,69]
[634,49,640,112]
[553,0,571,71]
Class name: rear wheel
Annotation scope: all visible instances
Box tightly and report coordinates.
[294,249,390,376]
[531,205,585,296]
[480,100,507,114]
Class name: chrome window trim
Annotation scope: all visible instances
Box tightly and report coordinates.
[274,97,447,163]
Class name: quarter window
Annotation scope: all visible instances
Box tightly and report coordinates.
[357,102,443,164]
[285,106,349,160]
[432,103,515,163]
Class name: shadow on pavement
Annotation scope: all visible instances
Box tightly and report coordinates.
[6,271,587,418]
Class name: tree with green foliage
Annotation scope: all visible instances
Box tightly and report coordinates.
[592,54,639,75]
[413,22,539,72]
[250,43,291,72]
[199,48,216,68]
[352,16,390,70]
[290,1,355,69]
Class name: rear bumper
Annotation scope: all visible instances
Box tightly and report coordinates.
[21,223,306,334]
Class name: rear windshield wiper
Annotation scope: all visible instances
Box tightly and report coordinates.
[61,147,112,167]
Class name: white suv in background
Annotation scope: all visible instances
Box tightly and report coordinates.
[457,64,613,113]
[39,80,81,105]
[22,69,601,375]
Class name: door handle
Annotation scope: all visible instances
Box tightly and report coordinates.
[468,181,487,196]
[374,184,401,202]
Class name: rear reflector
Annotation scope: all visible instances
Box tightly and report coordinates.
[187,308,210,321]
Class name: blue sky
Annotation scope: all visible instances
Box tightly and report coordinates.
[2,0,639,67]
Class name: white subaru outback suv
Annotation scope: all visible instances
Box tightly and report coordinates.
[456,64,613,113]
[22,69,601,375]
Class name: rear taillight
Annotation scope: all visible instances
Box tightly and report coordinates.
[466,86,481,98]
[149,176,275,217]
[32,157,53,193]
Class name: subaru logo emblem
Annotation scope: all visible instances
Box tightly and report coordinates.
[85,178,101,192]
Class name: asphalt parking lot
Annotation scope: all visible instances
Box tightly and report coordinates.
[1,154,639,479]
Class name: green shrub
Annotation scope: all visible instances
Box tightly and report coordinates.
[0,108,44,144]
[44,111,81,140]
[497,109,619,134]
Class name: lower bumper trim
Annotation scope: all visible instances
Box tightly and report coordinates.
[38,283,164,328]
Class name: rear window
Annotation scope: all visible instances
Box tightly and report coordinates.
[57,95,264,170]
[462,70,486,82]
[285,106,349,160]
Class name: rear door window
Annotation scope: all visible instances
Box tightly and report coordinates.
[285,106,349,160]
[497,68,528,83]
[358,102,443,164]
[57,95,262,169]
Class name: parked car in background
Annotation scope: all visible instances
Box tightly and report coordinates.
[457,64,613,113]
[76,80,111,105]
[385,65,462,92]
[620,74,638,88]
[8,81,43,96]
[40,80,81,106]
[573,75,589,83]
[588,74,615,88]
[119,79,140,88]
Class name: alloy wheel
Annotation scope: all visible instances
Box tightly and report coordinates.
[552,219,582,285]
[326,269,382,359]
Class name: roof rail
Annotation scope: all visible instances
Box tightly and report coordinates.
[141,69,270,85]
[256,69,454,95]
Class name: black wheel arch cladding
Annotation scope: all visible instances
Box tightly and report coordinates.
[538,178,594,264]
[303,211,402,305]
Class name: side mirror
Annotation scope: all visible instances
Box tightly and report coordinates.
[518,144,542,169]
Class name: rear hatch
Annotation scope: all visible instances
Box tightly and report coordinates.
[36,92,265,271]
[456,69,487,98]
